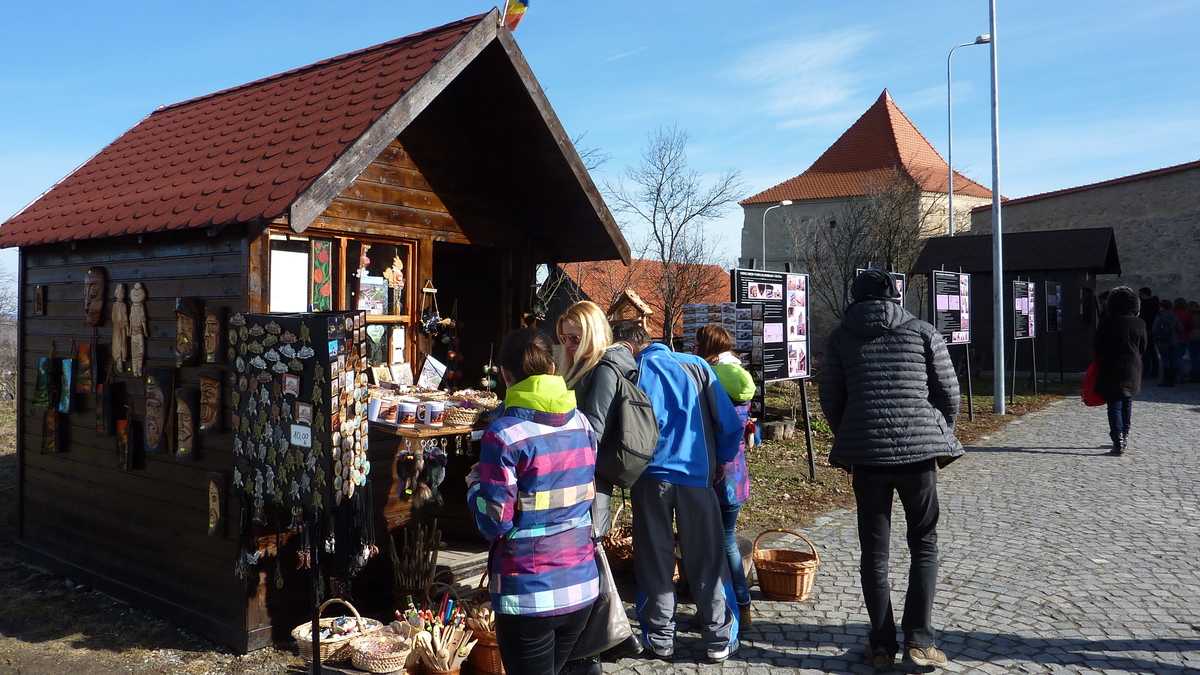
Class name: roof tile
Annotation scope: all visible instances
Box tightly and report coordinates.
[742,89,991,205]
[0,13,485,247]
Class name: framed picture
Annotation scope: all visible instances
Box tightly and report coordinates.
[282,373,301,398]
[294,401,313,425]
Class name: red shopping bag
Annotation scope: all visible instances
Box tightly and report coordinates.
[1081,362,1105,407]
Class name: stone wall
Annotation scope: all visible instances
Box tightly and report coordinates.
[969,165,1200,301]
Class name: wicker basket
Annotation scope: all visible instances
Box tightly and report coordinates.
[466,630,505,675]
[349,633,414,673]
[444,405,482,428]
[292,598,385,664]
[752,529,820,601]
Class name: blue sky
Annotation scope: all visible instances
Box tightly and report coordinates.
[2,0,1198,276]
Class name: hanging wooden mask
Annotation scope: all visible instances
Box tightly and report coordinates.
[176,387,198,459]
[199,374,222,432]
[143,369,173,454]
[57,358,74,414]
[84,266,107,326]
[175,298,204,367]
[33,285,46,316]
[129,283,148,377]
[207,472,226,536]
[203,307,226,364]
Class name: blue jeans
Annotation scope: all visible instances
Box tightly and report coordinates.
[1106,396,1132,439]
[720,503,751,607]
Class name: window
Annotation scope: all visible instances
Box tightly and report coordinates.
[344,241,413,321]
[269,238,310,313]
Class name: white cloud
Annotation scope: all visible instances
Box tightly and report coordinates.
[603,46,647,63]
[901,81,976,112]
[724,27,876,126]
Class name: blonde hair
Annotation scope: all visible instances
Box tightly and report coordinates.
[557,301,613,388]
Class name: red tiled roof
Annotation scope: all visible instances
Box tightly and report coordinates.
[0,14,486,247]
[969,158,1200,213]
[742,89,992,205]
[560,259,730,338]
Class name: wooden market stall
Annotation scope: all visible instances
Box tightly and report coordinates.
[0,10,628,653]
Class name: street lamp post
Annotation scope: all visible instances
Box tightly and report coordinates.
[988,0,1005,414]
[760,200,793,270]
[946,34,990,236]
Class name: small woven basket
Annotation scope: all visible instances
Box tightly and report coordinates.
[444,405,482,428]
[291,598,384,664]
[752,529,820,601]
[349,633,413,674]
[467,630,505,675]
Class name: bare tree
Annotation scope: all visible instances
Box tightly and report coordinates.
[571,132,610,173]
[606,126,742,341]
[0,271,17,400]
[868,168,945,278]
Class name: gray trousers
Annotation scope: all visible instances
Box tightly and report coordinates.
[632,476,737,652]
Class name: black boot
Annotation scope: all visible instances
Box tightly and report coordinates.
[1110,434,1123,456]
[1121,432,1129,452]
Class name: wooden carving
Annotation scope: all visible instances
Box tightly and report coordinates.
[111,283,130,374]
[84,266,107,326]
[207,472,226,536]
[199,375,222,432]
[143,369,173,453]
[203,307,226,364]
[176,387,198,459]
[57,358,73,414]
[74,342,94,395]
[129,283,148,376]
[175,298,203,367]
[33,286,46,316]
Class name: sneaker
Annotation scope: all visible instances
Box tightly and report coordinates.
[706,638,739,662]
[865,644,896,670]
[904,645,948,668]
[642,639,673,660]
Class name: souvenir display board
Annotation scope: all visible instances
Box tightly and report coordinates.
[855,269,906,304]
[1013,280,1037,340]
[232,311,377,581]
[931,270,972,345]
[1045,281,1063,333]
[731,268,810,382]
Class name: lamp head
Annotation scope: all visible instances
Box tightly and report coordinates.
[975,34,991,44]
[780,200,793,206]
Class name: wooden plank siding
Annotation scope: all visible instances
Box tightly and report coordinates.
[16,228,252,650]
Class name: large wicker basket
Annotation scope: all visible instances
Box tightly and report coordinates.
[349,633,413,673]
[291,598,384,664]
[752,529,820,601]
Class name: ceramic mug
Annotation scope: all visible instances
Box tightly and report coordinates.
[397,399,419,428]
[417,400,445,428]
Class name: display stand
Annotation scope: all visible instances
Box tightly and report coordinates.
[930,268,974,420]
[1010,279,1039,404]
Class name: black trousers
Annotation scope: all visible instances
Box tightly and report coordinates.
[496,604,592,675]
[852,461,940,652]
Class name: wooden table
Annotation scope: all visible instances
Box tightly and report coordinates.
[369,422,476,439]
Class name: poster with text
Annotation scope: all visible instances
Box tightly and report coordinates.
[732,268,810,382]
[931,270,972,345]
[1013,280,1037,340]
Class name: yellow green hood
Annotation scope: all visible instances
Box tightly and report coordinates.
[504,374,577,414]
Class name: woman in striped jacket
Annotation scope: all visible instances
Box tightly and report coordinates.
[466,328,599,674]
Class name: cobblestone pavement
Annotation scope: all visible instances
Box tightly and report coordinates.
[604,385,1200,673]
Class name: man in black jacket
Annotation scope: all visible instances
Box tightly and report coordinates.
[820,270,963,671]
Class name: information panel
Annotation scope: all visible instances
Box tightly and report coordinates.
[1013,280,1037,340]
[931,270,971,345]
[1045,281,1063,333]
[855,269,906,303]
[731,268,810,382]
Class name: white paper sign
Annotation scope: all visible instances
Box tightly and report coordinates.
[289,424,312,448]
[418,355,447,390]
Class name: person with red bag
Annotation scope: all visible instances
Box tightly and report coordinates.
[1093,287,1148,455]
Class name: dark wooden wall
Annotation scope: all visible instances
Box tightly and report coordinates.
[18,229,252,649]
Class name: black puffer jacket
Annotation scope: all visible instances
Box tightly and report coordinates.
[573,344,638,444]
[1094,287,1147,401]
[820,299,964,469]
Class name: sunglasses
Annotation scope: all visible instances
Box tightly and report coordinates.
[558,333,582,346]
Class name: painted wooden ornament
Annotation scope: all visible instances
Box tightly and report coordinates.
[207,473,226,536]
[129,283,148,377]
[143,369,173,454]
[84,266,107,327]
[203,307,226,364]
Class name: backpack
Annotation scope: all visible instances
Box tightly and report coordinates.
[593,361,659,488]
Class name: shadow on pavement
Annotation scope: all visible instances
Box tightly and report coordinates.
[966,446,1113,456]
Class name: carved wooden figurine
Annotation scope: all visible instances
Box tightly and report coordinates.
[199,375,221,432]
[203,308,226,364]
[175,298,203,367]
[111,284,130,374]
[84,266,107,326]
[176,387,198,459]
[129,283,148,377]
[143,370,172,454]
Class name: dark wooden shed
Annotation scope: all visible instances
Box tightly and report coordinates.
[0,10,627,652]
[913,227,1121,375]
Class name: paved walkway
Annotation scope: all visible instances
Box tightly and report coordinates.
[606,385,1200,673]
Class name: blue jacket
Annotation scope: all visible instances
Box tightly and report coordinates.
[635,343,743,488]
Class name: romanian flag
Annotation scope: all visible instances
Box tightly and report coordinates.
[503,0,528,31]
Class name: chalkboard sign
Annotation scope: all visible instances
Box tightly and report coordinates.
[731,268,810,382]
[1013,280,1037,340]
[931,270,971,345]
[1045,281,1063,333]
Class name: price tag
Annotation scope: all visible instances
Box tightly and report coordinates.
[289,424,312,448]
